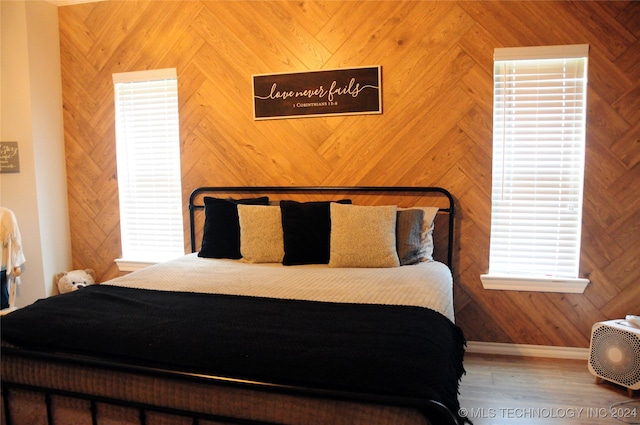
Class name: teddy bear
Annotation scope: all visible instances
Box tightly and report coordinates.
[55,269,97,294]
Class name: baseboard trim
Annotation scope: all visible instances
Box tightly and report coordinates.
[466,341,589,360]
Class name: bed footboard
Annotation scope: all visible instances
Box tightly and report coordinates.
[1,347,459,425]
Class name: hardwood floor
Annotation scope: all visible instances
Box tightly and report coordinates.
[459,353,639,425]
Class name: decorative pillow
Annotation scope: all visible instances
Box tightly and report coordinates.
[329,203,400,268]
[237,205,284,263]
[280,199,351,265]
[396,208,425,265]
[401,206,439,261]
[198,196,269,259]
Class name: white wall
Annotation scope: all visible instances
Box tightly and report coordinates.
[1,0,71,307]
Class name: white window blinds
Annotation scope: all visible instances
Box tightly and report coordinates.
[113,68,184,263]
[487,45,588,283]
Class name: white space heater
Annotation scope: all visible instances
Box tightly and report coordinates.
[588,317,640,397]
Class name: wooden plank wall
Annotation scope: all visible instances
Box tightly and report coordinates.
[58,1,639,348]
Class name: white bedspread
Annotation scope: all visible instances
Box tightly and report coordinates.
[105,253,454,322]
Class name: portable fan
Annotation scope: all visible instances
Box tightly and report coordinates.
[588,318,640,397]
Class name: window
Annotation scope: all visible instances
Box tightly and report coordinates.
[481,45,590,293]
[112,68,184,270]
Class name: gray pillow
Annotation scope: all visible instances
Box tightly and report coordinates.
[396,208,425,265]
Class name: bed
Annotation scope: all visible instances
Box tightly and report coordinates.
[1,186,467,425]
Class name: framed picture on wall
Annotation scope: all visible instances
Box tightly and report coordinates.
[253,66,382,120]
[0,142,20,173]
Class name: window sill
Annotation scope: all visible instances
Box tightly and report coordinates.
[480,274,589,294]
[115,259,157,273]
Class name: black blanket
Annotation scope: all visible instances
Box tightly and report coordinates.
[1,285,466,420]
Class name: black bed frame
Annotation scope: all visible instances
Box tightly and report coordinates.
[3,186,459,425]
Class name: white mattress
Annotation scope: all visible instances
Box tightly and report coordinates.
[105,253,455,322]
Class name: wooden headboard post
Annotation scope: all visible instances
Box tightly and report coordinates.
[188,186,455,271]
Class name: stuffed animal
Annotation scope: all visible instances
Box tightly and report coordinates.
[55,269,97,294]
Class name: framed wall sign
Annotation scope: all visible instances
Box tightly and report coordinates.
[253,66,382,120]
[0,142,20,173]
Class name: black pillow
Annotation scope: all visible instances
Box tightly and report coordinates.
[198,196,269,259]
[281,200,351,265]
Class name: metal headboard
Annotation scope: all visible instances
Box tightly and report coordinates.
[188,186,455,271]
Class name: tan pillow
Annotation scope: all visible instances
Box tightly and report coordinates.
[237,205,284,263]
[329,203,400,268]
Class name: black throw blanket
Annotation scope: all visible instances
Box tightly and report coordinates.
[2,285,466,421]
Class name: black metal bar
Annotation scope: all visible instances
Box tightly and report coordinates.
[90,400,98,425]
[420,400,462,425]
[3,385,13,425]
[45,393,53,425]
[188,186,455,271]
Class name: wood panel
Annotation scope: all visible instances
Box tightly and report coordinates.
[58,1,640,348]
